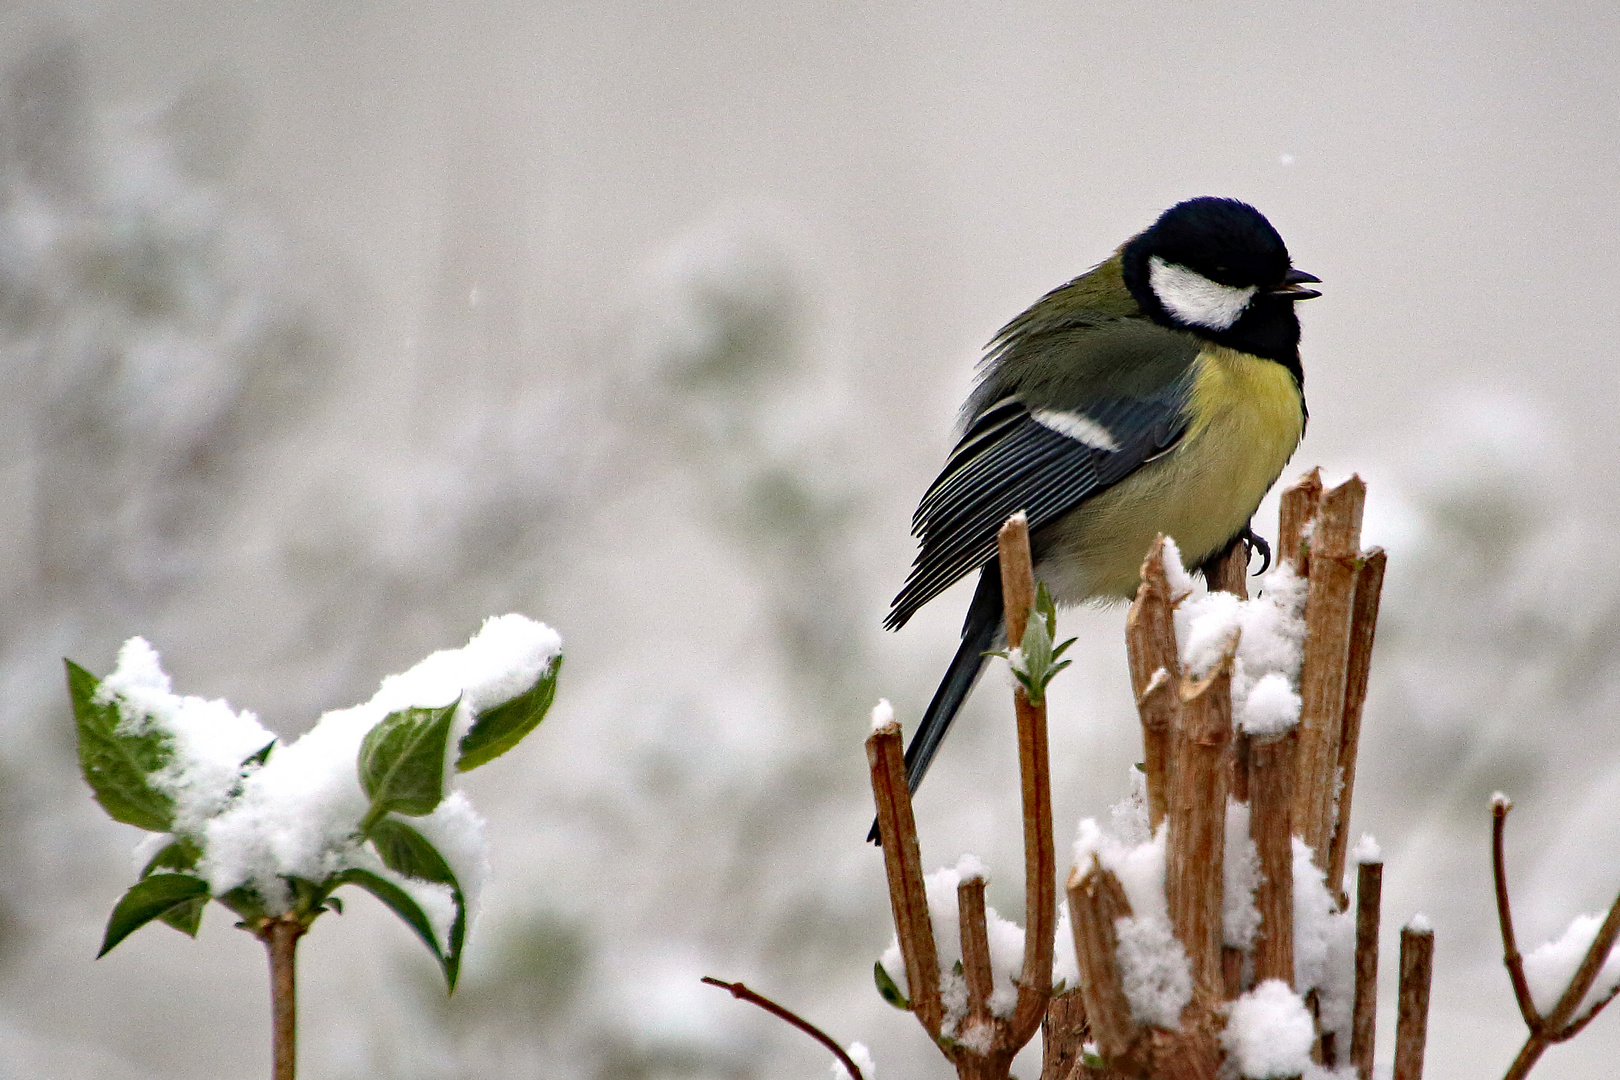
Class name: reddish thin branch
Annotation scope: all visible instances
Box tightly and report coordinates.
[1495,792,1620,1080]
[702,977,866,1080]
[1543,879,1620,1033]
[1492,796,1539,1031]
[999,513,1035,656]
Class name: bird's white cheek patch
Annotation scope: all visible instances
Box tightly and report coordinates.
[1149,256,1256,331]
[1031,408,1120,451]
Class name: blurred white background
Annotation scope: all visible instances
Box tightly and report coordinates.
[2,3,1619,1077]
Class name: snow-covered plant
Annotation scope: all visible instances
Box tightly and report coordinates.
[68,614,561,1076]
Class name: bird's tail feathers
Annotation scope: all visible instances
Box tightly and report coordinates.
[867,564,1003,845]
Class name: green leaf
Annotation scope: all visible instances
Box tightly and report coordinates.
[331,867,460,991]
[217,886,267,925]
[1036,582,1059,640]
[67,660,175,832]
[369,818,467,990]
[98,873,210,957]
[158,895,207,936]
[873,960,910,1010]
[456,655,561,771]
[358,700,459,821]
[369,818,456,884]
[141,837,201,878]
[1008,594,1074,706]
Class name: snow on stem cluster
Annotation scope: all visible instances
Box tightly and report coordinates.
[69,614,562,990]
[1159,537,1307,738]
[876,856,1030,1032]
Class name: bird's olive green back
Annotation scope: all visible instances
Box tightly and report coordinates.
[967,251,1204,418]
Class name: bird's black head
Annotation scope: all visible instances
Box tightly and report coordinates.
[1121,197,1318,377]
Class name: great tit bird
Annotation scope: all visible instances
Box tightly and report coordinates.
[872,197,1317,843]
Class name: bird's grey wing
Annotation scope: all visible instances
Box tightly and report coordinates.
[884,387,1189,631]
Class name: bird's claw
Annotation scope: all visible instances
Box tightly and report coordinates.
[1241,526,1272,575]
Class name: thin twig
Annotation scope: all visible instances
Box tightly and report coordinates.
[1492,795,1539,1031]
[999,512,1035,655]
[1000,515,1057,1042]
[959,876,997,1031]
[702,977,866,1080]
[1494,795,1620,1080]
[1352,860,1382,1080]
[1393,922,1434,1080]
[1544,879,1620,1032]
[866,722,944,1037]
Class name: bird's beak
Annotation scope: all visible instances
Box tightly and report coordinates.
[1270,268,1322,300]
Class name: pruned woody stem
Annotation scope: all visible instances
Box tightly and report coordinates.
[864,476,1420,1080]
[866,512,1055,1080]
[851,469,1606,1080]
[1061,473,1398,1079]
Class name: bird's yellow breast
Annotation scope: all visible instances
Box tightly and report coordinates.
[1035,345,1305,601]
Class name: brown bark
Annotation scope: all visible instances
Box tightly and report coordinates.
[1248,730,1297,987]
[1167,649,1236,995]
[1000,516,1058,1043]
[1278,468,1323,573]
[1393,923,1434,1080]
[866,722,944,1037]
[1126,535,1181,830]
[960,876,997,1034]
[1352,860,1383,1080]
[1041,988,1091,1080]
[1068,861,1143,1064]
[1293,476,1365,868]
[1327,548,1387,897]
[1201,534,1250,598]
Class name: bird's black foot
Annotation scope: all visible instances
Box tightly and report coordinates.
[1241,525,1272,575]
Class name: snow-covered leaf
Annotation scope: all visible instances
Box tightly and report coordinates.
[140,837,200,878]
[456,655,561,772]
[369,816,467,988]
[67,660,175,832]
[330,867,459,990]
